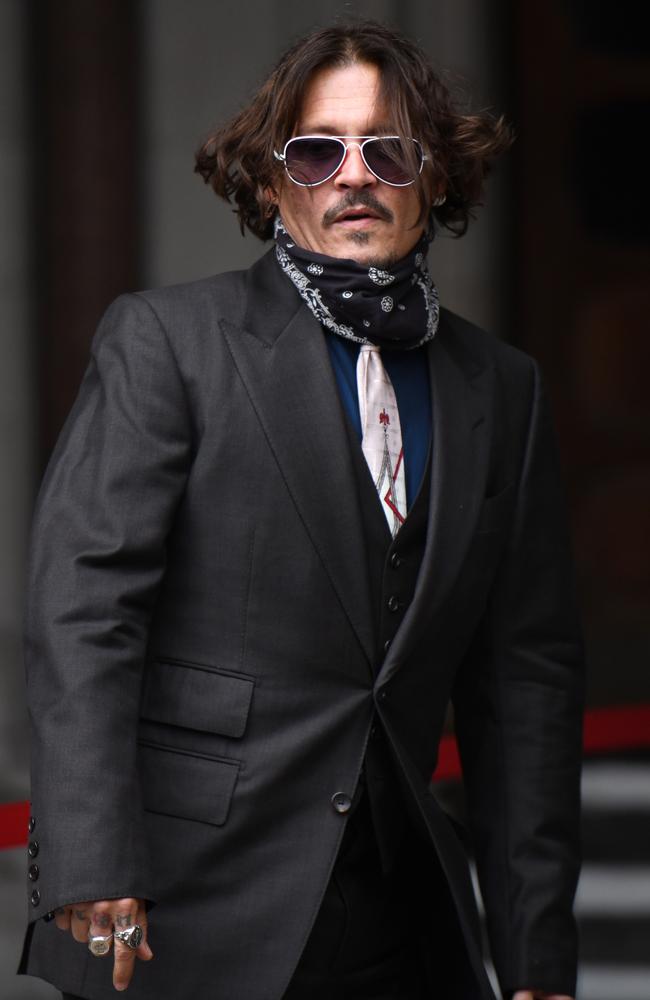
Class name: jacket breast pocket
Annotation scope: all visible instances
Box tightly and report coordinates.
[140,657,254,738]
[138,741,240,826]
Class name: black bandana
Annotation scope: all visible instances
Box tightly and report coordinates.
[274,217,439,350]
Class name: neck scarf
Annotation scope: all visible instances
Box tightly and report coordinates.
[274,217,439,350]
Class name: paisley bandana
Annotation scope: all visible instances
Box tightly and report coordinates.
[274,217,439,350]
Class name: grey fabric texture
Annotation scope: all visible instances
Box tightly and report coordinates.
[21,249,584,1000]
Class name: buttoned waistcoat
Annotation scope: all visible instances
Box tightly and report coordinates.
[20,248,585,1000]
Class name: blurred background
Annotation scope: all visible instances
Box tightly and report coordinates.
[1,1,648,997]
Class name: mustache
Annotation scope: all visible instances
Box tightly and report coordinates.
[322,191,394,227]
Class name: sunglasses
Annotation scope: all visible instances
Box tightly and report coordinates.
[274,135,427,188]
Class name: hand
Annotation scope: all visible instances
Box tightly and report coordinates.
[54,897,153,992]
[513,993,575,1000]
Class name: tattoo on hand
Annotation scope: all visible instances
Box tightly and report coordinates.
[74,909,87,921]
[115,914,133,928]
[55,907,65,915]
[92,913,112,929]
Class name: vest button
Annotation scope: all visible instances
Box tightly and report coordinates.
[331,792,352,814]
[383,638,392,653]
[387,595,400,613]
[28,840,39,858]
[28,864,40,882]
[30,889,41,907]
[390,552,402,569]
[28,816,36,834]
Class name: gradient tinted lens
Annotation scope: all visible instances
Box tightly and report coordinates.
[363,137,422,185]
[284,138,345,184]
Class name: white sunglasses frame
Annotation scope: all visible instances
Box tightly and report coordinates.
[273,134,428,188]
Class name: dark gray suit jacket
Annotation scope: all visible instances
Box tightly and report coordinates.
[21,248,584,999]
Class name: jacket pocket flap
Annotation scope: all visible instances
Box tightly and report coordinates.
[139,742,239,826]
[141,659,254,738]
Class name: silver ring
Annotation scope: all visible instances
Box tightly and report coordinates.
[88,931,113,957]
[114,924,143,950]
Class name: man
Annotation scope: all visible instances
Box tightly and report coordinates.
[20,20,584,1000]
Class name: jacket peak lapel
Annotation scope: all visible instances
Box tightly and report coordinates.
[221,252,375,670]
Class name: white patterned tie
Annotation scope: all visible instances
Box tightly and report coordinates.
[356,344,407,537]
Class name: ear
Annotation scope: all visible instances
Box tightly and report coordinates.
[265,167,285,205]
[421,166,445,212]
[428,171,446,208]
[262,186,279,224]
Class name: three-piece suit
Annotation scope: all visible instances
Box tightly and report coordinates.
[20,247,584,998]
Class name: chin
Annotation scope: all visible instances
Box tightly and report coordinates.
[337,233,398,270]
[350,247,399,270]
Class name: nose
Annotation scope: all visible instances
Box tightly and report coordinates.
[333,142,377,189]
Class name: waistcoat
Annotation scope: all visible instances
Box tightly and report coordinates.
[344,414,432,871]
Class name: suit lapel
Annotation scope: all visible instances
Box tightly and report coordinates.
[377,313,493,685]
[221,250,375,671]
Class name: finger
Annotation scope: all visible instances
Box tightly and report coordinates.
[512,994,533,1000]
[54,906,71,931]
[70,902,92,943]
[134,903,153,962]
[89,903,114,936]
[87,902,115,957]
[112,899,140,992]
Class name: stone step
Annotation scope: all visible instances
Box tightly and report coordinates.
[576,964,650,1000]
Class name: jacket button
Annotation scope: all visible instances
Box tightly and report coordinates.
[378,690,388,702]
[28,864,40,882]
[28,841,39,858]
[383,638,392,653]
[30,889,41,907]
[28,816,36,834]
[44,911,55,923]
[390,552,402,569]
[387,595,400,612]
[331,792,352,814]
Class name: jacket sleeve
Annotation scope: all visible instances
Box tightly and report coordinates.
[451,359,585,998]
[24,292,193,919]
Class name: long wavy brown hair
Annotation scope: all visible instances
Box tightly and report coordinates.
[195,20,513,241]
